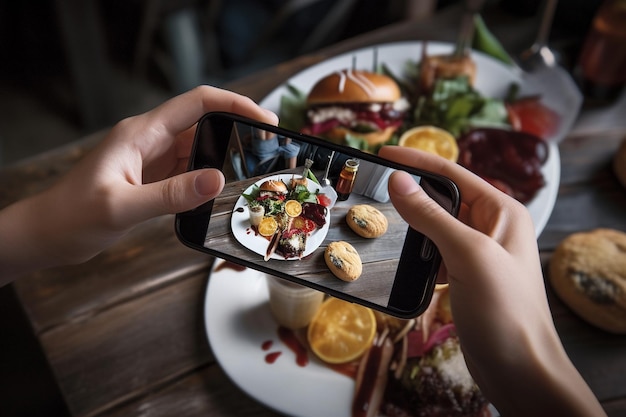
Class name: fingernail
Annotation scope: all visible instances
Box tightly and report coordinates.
[263,108,279,124]
[390,171,422,196]
[194,170,221,196]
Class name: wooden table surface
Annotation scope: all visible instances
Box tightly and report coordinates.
[2,4,626,417]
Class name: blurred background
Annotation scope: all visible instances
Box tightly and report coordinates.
[0,0,447,166]
[0,0,600,167]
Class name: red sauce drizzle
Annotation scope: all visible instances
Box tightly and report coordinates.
[214,260,246,272]
[278,326,309,367]
[265,351,282,364]
[261,340,273,351]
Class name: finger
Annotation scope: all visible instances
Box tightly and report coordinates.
[379,146,500,206]
[387,170,492,269]
[149,85,278,137]
[118,168,225,226]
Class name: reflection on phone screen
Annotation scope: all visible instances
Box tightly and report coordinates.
[203,121,431,310]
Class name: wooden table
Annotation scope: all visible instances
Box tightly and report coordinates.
[2,5,626,417]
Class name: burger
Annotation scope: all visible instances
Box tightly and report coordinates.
[256,180,288,217]
[259,179,288,198]
[302,69,409,152]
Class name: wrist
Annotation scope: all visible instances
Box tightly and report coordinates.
[474,328,606,417]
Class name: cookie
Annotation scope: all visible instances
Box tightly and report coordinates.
[346,204,388,238]
[325,241,362,282]
[613,137,626,189]
[549,228,626,334]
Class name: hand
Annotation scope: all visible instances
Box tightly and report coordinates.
[379,146,606,417]
[0,86,278,283]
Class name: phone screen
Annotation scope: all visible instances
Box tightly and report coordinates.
[176,112,460,318]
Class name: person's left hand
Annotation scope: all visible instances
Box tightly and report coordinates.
[0,86,277,280]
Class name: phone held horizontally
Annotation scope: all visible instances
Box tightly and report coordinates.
[175,112,460,318]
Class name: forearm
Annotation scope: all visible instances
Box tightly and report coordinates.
[0,193,54,285]
[475,331,606,417]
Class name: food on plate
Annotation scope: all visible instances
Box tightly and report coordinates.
[278,44,560,207]
[260,179,288,195]
[457,128,549,204]
[257,216,278,237]
[248,205,265,227]
[417,51,477,94]
[324,241,363,282]
[385,331,488,417]
[346,204,389,238]
[549,228,626,334]
[301,69,410,152]
[353,330,395,417]
[307,297,376,364]
[241,176,329,260]
[276,229,308,259]
[353,285,489,417]
[505,96,561,140]
[284,199,303,217]
[398,125,459,162]
[255,179,289,217]
[411,71,510,138]
[613,137,626,189]
[301,201,328,228]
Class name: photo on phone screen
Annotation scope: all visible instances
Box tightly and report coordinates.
[176,112,460,318]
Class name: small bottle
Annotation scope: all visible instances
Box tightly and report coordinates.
[335,158,360,201]
[575,0,626,104]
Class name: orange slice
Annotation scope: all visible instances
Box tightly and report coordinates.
[258,217,278,237]
[307,297,376,364]
[398,126,459,162]
[284,200,303,218]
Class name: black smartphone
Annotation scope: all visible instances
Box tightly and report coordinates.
[175,112,460,318]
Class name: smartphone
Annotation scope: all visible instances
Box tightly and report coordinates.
[175,112,460,318]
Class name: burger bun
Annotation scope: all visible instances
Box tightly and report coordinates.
[260,179,288,194]
[307,70,401,104]
[324,126,397,147]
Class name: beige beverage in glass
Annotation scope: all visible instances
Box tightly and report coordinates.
[266,275,325,330]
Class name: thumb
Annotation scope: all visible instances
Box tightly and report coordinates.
[122,169,225,225]
[388,170,477,259]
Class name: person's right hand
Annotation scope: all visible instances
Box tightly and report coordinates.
[380,146,606,417]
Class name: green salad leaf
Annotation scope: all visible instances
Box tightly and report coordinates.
[279,84,307,131]
[412,76,510,137]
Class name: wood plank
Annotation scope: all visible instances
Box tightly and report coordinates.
[99,365,282,417]
[538,131,626,250]
[39,269,214,417]
[14,214,212,334]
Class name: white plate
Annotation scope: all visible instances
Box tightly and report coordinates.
[231,174,330,260]
[205,260,500,417]
[259,41,572,237]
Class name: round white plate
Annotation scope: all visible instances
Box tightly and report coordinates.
[259,41,566,237]
[206,41,581,416]
[231,174,330,260]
